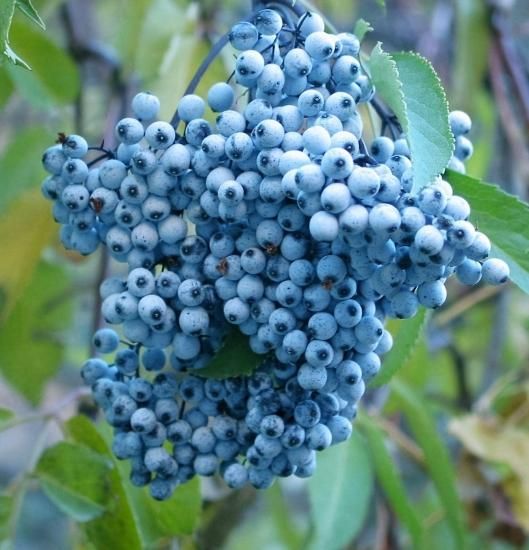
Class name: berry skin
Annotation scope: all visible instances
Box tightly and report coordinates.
[131,92,160,122]
[93,328,120,353]
[481,258,510,285]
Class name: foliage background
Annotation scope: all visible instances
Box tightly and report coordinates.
[1,0,529,548]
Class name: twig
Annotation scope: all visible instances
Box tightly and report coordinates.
[0,387,91,433]
[488,41,529,188]
[435,285,503,328]
[491,13,529,136]
[372,415,425,464]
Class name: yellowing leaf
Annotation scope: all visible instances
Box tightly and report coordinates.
[449,414,529,529]
[0,189,55,324]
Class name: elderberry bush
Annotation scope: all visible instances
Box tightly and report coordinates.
[41,7,510,499]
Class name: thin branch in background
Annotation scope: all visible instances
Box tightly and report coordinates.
[489,39,529,190]
[435,285,503,328]
[491,12,529,136]
[371,415,425,465]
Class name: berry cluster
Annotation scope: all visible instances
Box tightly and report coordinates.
[41,7,509,499]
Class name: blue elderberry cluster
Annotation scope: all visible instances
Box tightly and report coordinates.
[41,8,510,499]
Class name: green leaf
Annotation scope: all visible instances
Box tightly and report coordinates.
[0,409,14,430]
[36,442,113,522]
[0,261,72,404]
[15,0,44,29]
[452,0,489,111]
[134,0,183,83]
[66,416,144,550]
[0,190,55,325]
[391,380,466,549]
[353,19,373,42]
[366,43,407,131]
[114,0,153,73]
[0,1,21,68]
[446,170,529,295]
[0,67,13,106]
[0,494,12,544]
[393,52,454,191]
[308,431,374,550]
[266,485,305,550]
[197,331,261,379]
[368,46,454,190]
[6,19,79,106]
[371,308,429,387]
[0,126,50,213]
[359,414,425,549]
[68,416,201,547]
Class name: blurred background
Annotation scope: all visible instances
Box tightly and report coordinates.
[1,0,529,548]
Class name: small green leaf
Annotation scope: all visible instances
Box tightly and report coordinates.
[3,42,29,69]
[68,416,202,547]
[197,331,261,379]
[391,380,466,549]
[36,442,113,522]
[368,46,454,191]
[353,19,373,42]
[0,126,50,213]
[0,494,13,544]
[6,19,79,106]
[0,409,14,430]
[446,170,529,295]
[359,414,425,548]
[371,308,429,387]
[308,431,374,550]
[66,416,144,550]
[0,261,72,404]
[15,0,45,29]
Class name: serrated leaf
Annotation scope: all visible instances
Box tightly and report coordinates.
[446,170,529,295]
[0,494,12,545]
[15,0,44,29]
[36,442,113,522]
[366,43,407,129]
[0,261,72,404]
[197,331,261,379]
[391,380,466,549]
[359,414,425,548]
[308,431,374,550]
[0,190,55,325]
[0,1,16,44]
[6,19,79,106]
[368,46,454,191]
[0,126,50,213]
[371,308,429,387]
[0,1,19,68]
[66,416,144,550]
[353,19,373,42]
